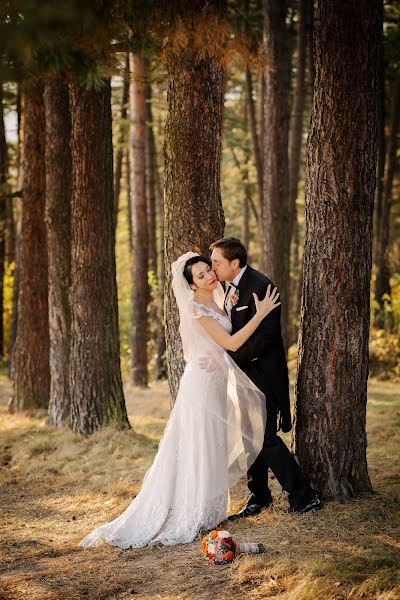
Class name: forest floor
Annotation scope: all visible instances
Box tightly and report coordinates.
[0,373,399,600]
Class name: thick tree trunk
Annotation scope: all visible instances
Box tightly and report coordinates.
[130,53,149,387]
[262,0,291,348]
[374,71,400,327]
[114,53,129,235]
[10,82,50,411]
[294,0,381,498]
[44,78,72,427]
[69,80,129,435]
[0,85,7,357]
[164,50,225,401]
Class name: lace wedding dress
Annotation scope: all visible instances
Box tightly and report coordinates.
[79,253,266,549]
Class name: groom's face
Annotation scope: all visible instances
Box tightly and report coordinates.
[211,248,239,282]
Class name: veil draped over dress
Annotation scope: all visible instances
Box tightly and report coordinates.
[79,252,266,549]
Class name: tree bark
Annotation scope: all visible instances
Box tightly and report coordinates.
[288,0,307,247]
[130,53,149,387]
[288,0,309,347]
[373,45,385,260]
[69,80,129,435]
[145,78,158,279]
[114,53,129,235]
[9,85,23,368]
[374,71,400,326]
[262,0,291,348]
[294,0,381,498]
[164,49,225,401]
[10,82,50,411]
[44,78,72,427]
[0,84,7,357]
[155,158,166,380]
[245,69,264,268]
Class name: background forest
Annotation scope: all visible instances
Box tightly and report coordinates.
[0,1,399,599]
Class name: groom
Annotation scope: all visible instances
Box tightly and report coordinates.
[210,237,321,516]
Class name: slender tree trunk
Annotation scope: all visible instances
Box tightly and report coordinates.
[154,116,166,380]
[130,53,149,387]
[9,88,23,369]
[0,85,7,357]
[262,0,291,348]
[164,47,225,401]
[374,71,400,327]
[126,147,133,252]
[291,0,315,347]
[288,0,307,246]
[245,69,264,268]
[307,0,315,92]
[114,53,130,235]
[10,82,50,412]
[155,165,166,379]
[145,79,158,279]
[295,0,381,498]
[69,80,129,434]
[374,46,385,260]
[288,0,308,347]
[44,78,72,427]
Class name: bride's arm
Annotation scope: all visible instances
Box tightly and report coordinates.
[197,288,280,352]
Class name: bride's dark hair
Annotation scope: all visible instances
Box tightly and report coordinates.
[183,256,212,285]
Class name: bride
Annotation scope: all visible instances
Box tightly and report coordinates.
[79,252,280,549]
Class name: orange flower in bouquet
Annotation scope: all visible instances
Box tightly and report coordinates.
[201,529,264,565]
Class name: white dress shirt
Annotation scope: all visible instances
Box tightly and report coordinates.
[224,265,247,316]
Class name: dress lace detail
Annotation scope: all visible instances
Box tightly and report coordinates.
[192,302,232,333]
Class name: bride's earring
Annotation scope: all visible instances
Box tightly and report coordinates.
[190,285,197,292]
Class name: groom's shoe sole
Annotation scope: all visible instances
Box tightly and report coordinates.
[227,503,270,521]
[291,496,322,515]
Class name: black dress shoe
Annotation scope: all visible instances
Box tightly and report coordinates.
[228,501,271,521]
[291,495,322,515]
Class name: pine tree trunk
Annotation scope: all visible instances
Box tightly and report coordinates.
[9,86,23,368]
[129,53,149,387]
[164,50,225,401]
[145,79,158,279]
[114,53,129,235]
[374,71,400,327]
[69,80,129,434]
[245,69,264,268]
[155,131,166,380]
[10,82,50,411]
[0,84,7,357]
[294,0,381,498]
[44,78,72,427]
[262,0,291,348]
[374,47,385,260]
[288,0,308,347]
[288,0,307,247]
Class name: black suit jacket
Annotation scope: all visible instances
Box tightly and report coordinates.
[227,265,291,432]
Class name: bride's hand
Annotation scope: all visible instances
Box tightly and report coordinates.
[253,285,281,320]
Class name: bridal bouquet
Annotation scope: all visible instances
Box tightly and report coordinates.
[201,529,265,565]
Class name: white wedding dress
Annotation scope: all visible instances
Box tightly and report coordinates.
[79,253,266,549]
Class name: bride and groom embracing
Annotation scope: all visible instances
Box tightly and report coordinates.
[80,237,321,550]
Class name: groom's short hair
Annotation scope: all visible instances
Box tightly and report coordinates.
[210,237,247,267]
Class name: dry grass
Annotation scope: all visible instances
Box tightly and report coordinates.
[0,374,399,600]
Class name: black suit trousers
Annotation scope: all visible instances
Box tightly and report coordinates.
[247,395,312,509]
